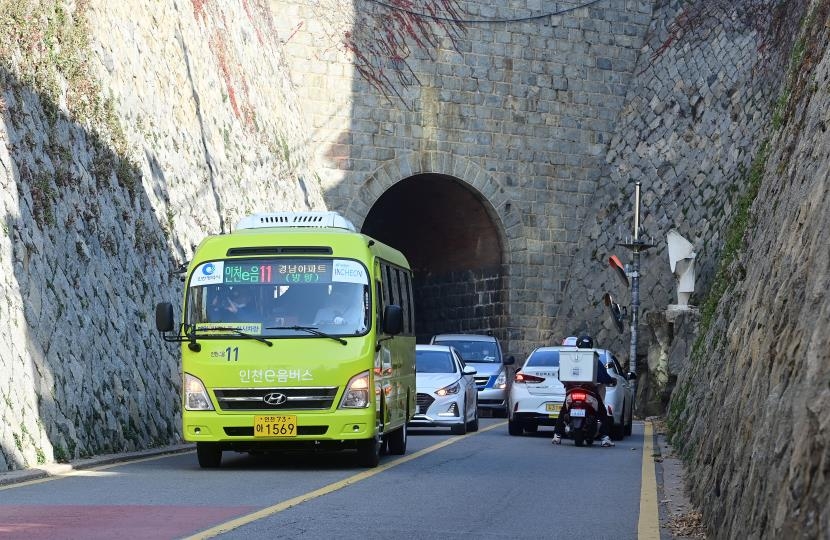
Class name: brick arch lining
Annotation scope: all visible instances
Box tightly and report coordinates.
[344,151,522,262]
[346,152,523,342]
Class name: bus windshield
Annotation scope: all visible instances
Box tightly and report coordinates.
[185,258,370,337]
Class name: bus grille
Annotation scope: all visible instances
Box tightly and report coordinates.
[214,387,338,411]
[474,376,490,389]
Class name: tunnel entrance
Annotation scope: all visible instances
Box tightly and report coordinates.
[361,173,506,343]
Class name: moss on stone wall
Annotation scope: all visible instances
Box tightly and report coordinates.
[668,0,827,454]
[0,0,139,197]
[666,2,830,536]
[667,141,767,451]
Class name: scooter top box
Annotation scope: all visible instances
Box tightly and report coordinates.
[558,348,599,383]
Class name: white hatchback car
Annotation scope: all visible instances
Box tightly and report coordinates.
[508,345,635,439]
[409,345,479,435]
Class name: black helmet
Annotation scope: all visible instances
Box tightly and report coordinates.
[575,335,594,349]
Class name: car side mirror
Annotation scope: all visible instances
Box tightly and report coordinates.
[156,302,174,332]
[627,372,637,381]
[463,365,477,375]
[503,355,515,365]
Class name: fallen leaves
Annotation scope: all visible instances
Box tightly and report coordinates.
[666,510,707,538]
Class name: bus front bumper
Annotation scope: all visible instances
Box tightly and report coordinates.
[183,409,376,446]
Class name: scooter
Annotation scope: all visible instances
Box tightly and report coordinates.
[562,383,602,446]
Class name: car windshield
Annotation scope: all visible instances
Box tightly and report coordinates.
[185,258,370,337]
[525,349,560,367]
[416,351,457,373]
[434,340,500,363]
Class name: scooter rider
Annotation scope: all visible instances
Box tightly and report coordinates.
[552,335,616,447]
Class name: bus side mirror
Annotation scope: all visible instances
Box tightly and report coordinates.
[156,302,175,332]
[503,355,516,366]
[382,305,403,335]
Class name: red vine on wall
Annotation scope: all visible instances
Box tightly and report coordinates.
[191,0,277,128]
[340,0,467,106]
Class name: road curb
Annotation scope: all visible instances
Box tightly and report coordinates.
[649,418,703,539]
[0,444,194,487]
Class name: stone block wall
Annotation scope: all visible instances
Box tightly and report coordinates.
[669,2,830,536]
[414,268,506,343]
[552,0,807,411]
[0,0,323,470]
[276,0,655,359]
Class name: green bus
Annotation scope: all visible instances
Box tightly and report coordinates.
[155,211,416,468]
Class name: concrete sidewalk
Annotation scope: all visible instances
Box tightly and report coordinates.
[0,444,194,487]
[650,418,706,539]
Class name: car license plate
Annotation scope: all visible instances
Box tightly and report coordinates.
[570,408,586,418]
[254,415,297,437]
[546,403,561,417]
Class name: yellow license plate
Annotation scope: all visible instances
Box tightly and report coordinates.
[546,403,561,417]
[254,415,297,437]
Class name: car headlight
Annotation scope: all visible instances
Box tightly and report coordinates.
[340,370,371,408]
[184,373,214,411]
[435,381,460,396]
[493,370,507,389]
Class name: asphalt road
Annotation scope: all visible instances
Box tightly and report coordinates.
[0,419,656,539]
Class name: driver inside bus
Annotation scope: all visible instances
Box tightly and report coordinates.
[221,286,258,322]
[313,283,364,328]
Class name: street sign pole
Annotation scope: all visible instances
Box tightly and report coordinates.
[617,181,655,410]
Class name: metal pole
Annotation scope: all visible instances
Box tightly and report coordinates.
[629,182,642,405]
[618,181,653,414]
[629,247,640,400]
[634,182,641,242]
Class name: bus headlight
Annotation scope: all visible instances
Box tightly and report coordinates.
[493,370,507,390]
[340,370,371,409]
[184,373,214,411]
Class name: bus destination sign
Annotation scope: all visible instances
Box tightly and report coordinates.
[223,260,332,285]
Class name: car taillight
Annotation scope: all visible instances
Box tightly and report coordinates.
[571,391,587,401]
[514,372,545,384]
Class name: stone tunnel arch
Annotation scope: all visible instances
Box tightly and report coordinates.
[360,173,508,343]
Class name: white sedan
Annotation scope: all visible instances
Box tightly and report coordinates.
[509,344,635,439]
[508,346,566,435]
[596,349,635,440]
[409,345,479,435]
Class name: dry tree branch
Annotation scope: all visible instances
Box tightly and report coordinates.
[333,0,466,107]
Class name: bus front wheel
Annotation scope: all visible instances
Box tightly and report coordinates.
[196,442,222,469]
[387,423,407,455]
[356,436,381,468]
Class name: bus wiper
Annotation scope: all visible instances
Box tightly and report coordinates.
[266,326,347,346]
[196,326,273,347]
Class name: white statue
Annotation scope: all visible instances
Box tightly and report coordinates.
[667,229,696,307]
